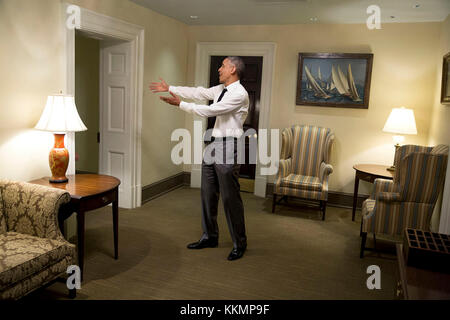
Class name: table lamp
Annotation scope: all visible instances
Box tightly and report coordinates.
[382,106,417,171]
[35,94,87,183]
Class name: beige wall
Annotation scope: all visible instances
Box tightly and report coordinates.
[186,22,441,194]
[429,15,450,147]
[0,0,65,181]
[75,33,99,173]
[0,0,188,188]
[429,15,450,231]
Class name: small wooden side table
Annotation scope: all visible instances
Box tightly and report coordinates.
[352,164,393,221]
[29,174,120,280]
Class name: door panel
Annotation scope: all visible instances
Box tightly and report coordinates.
[100,40,132,208]
[108,86,126,132]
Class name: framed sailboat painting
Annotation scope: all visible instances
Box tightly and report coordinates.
[296,53,374,108]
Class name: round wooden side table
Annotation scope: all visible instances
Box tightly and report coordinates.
[29,174,120,280]
[352,164,393,221]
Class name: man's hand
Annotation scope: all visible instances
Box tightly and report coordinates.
[160,91,181,107]
[150,77,169,93]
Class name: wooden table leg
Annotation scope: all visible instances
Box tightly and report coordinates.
[113,195,119,260]
[76,210,85,281]
[352,172,360,221]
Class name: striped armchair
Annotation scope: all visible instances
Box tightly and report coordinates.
[273,125,334,220]
[360,144,449,258]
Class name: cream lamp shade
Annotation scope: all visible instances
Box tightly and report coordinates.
[383,107,417,146]
[383,107,418,173]
[382,107,417,136]
[35,94,87,132]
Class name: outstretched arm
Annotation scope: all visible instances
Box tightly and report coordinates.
[150,77,220,102]
[169,85,219,101]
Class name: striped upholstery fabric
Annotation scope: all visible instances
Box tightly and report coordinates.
[275,125,334,201]
[363,201,433,235]
[431,144,449,155]
[280,128,293,160]
[393,144,432,174]
[291,126,332,177]
[280,174,322,191]
[370,178,397,199]
[362,144,448,235]
[398,152,448,203]
[277,158,292,179]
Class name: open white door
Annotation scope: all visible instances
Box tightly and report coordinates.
[100,40,134,208]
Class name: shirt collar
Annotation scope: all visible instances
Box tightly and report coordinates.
[224,80,240,91]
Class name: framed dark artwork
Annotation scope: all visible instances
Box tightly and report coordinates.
[441,52,450,104]
[296,53,374,109]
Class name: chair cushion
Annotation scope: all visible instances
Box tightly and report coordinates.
[280,174,322,191]
[0,232,75,290]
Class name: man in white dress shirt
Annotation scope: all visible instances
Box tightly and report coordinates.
[150,57,249,261]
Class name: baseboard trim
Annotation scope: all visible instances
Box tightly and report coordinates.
[142,173,369,210]
[265,183,368,209]
[141,172,190,204]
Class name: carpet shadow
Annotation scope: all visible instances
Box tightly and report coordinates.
[261,197,324,221]
[82,225,181,283]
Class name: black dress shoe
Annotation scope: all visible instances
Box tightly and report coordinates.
[227,246,246,261]
[187,238,218,249]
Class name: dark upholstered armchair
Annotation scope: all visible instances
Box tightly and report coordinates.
[0,180,77,299]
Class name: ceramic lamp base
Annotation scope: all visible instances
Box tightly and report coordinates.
[49,133,69,184]
[49,177,69,184]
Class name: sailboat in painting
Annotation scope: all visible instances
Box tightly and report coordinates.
[317,66,328,90]
[304,66,331,99]
[331,65,350,97]
[329,64,361,101]
[347,64,361,102]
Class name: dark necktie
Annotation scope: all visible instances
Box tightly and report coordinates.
[205,88,227,143]
[217,88,227,103]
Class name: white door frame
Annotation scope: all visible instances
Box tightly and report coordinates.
[62,3,144,208]
[192,42,276,198]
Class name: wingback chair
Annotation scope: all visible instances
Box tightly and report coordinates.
[0,180,77,299]
[273,125,334,220]
[360,144,449,258]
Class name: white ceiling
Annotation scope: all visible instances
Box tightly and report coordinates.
[130,0,450,25]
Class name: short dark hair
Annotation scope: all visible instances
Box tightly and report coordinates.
[226,56,245,79]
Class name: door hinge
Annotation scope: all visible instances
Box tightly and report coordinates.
[97,132,100,143]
